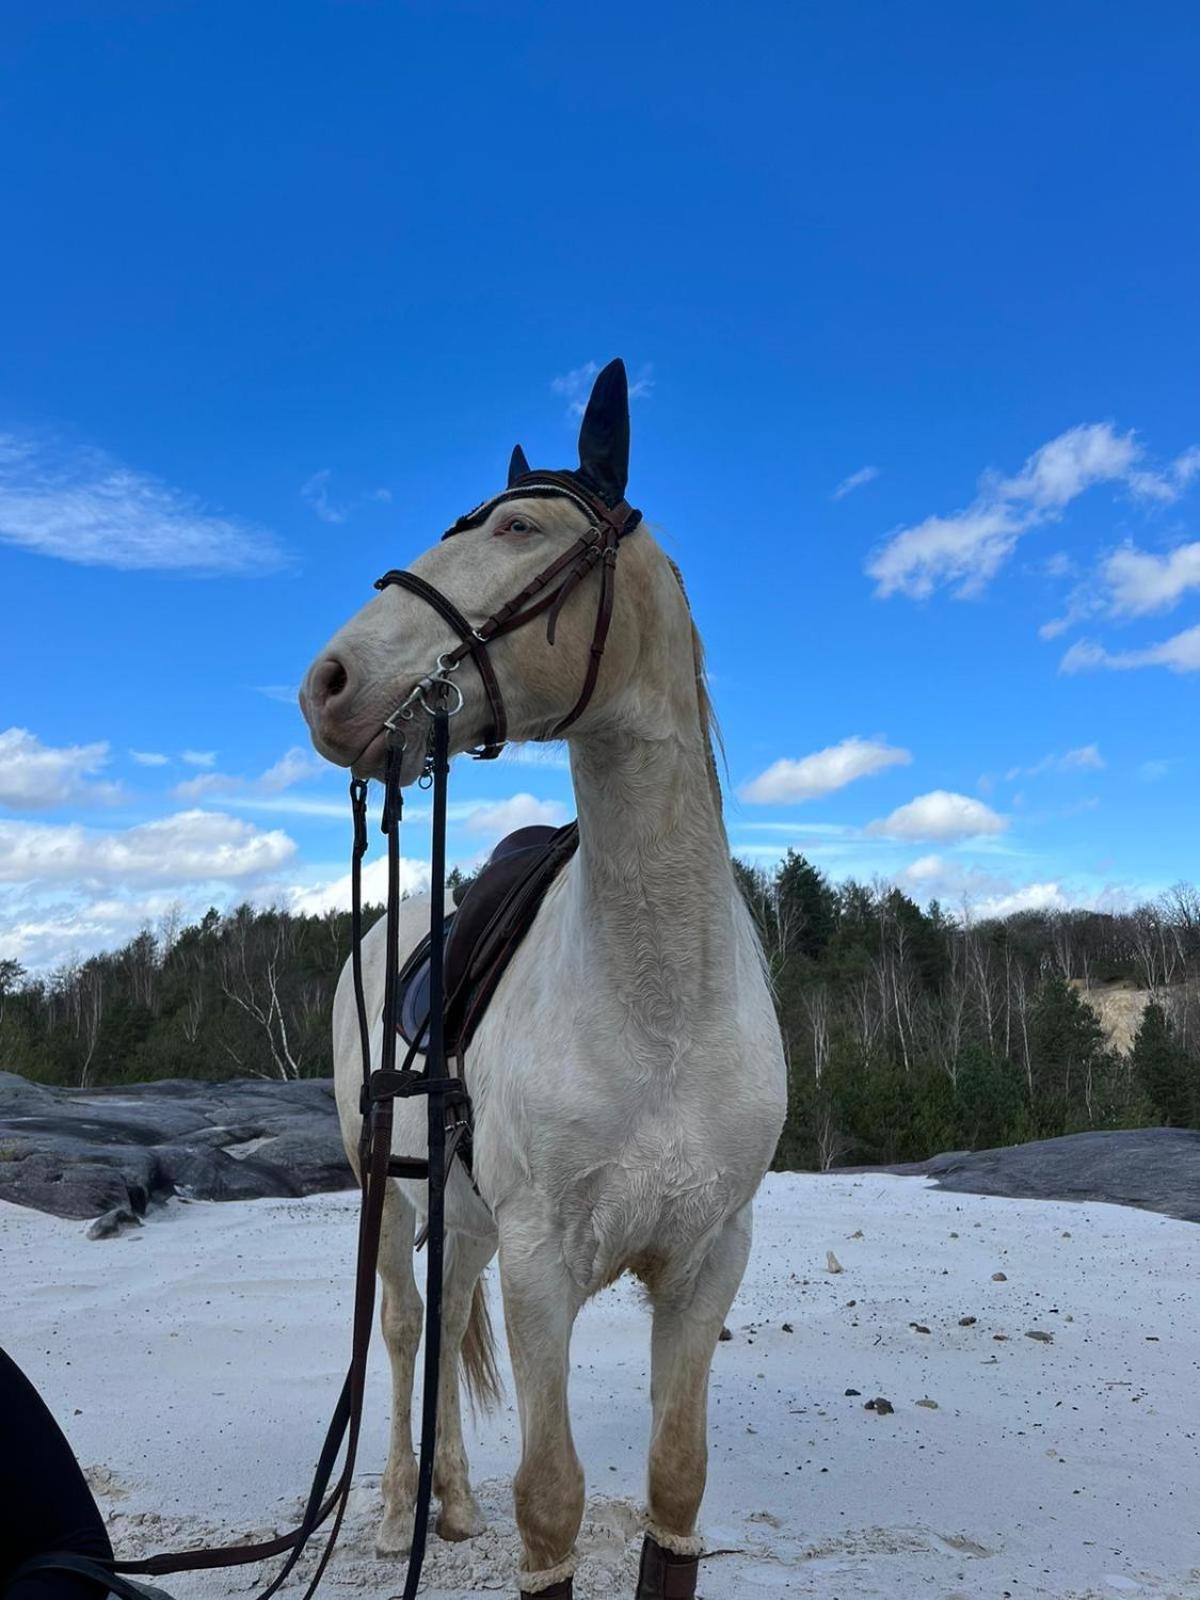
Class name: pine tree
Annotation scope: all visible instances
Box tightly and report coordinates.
[1132,1002,1197,1128]
[775,851,836,963]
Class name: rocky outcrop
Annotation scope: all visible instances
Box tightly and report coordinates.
[877,1126,1200,1223]
[0,1072,354,1221]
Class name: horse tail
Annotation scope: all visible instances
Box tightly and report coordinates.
[460,1274,503,1414]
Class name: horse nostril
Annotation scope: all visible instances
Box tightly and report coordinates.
[311,655,350,710]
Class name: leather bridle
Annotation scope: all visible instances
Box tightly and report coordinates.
[374,470,641,758]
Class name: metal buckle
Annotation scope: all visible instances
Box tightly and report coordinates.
[383,670,465,732]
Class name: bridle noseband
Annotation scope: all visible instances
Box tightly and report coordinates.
[373,471,641,759]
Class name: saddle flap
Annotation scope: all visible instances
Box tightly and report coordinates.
[394,823,579,1055]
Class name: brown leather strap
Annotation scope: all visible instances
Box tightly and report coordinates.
[377,477,640,760]
[552,528,619,735]
[635,1536,699,1600]
[373,568,508,756]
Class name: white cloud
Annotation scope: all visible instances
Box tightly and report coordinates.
[259,747,324,792]
[301,469,346,525]
[1043,552,1076,579]
[130,750,170,767]
[461,794,568,839]
[739,737,912,805]
[255,684,301,705]
[300,471,392,526]
[0,890,192,971]
[1124,444,1200,503]
[284,854,430,917]
[895,854,1067,919]
[867,423,1157,600]
[0,728,121,810]
[1102,540,1200,617]
[182,750,217,767]
[226,795,348,819]
[867,502,1022,600]
[1060,625,1200,675]
[896,854,1008,898]
[1040,529,1200,640]
[899,853,949,885]
[0,810,295,887]
[997,424,1138,510]
[172,772,230,800]
[0,432,286,574]
[866,790,1008,843]
[1139,759,1173,783]
[172,746,324,802]
[551,361,654,419]
[1038,598,1097,640]
[1061,743,1105,770]
[831,465,879,501]
[1005,744,1105,781]
[977,882,1068,918]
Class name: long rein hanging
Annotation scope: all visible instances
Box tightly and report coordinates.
[352,694,461,1600]
[97,704,460,1600]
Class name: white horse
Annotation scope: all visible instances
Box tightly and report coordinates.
[300,361,786,1599]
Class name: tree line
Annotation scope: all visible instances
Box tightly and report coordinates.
[732,856,1199,1167]
[1,858,1197,1167]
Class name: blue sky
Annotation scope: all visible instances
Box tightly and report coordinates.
[2,1,1198,970]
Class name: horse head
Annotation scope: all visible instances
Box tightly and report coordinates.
[300,359,658,785]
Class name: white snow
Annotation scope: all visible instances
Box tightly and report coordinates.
[2,1173,1198,1599]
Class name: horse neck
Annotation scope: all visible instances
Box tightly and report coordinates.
[565,683,738,1035]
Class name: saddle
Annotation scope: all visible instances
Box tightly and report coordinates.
[396,821,580,1059]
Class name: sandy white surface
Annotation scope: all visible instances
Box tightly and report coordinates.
[2,1173,1198,1599]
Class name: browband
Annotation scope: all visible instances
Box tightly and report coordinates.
[442,472,642,541]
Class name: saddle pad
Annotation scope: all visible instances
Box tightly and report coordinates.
[398,915,456,1051]
[395,822,580,1055]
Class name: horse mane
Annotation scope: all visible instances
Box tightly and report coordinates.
[665,556,727,829]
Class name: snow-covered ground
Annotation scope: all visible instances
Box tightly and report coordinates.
[2,1173,1197,1599]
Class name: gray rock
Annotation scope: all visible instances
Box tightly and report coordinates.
[0,1072,354,1220]
[86,1205,143,1240]
[867,1127,1200,1224]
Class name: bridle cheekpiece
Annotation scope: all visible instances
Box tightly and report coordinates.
[373,469,641,760]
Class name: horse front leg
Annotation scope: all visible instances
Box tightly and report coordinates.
[432,1229,499,1542]
[639,1206,753,1599]
[499,1223,586,1598]
[374,1182,423,1557]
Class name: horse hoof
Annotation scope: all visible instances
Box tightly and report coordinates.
[375,1515,414,1559]
[436,1500,486,1541]
[520,1581,573,1599]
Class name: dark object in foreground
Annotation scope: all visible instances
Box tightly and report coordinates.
[0,1072,352,1220]
[869,1126,1200,1224]
[0,1343,174,1600]
[635,1535,699,1599]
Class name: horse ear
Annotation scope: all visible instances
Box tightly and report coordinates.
[508,444,530,485]
[577,358,630,502]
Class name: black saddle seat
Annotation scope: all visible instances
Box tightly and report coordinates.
[397,821,579,1054]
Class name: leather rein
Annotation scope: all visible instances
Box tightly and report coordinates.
[79,475,640,1600]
